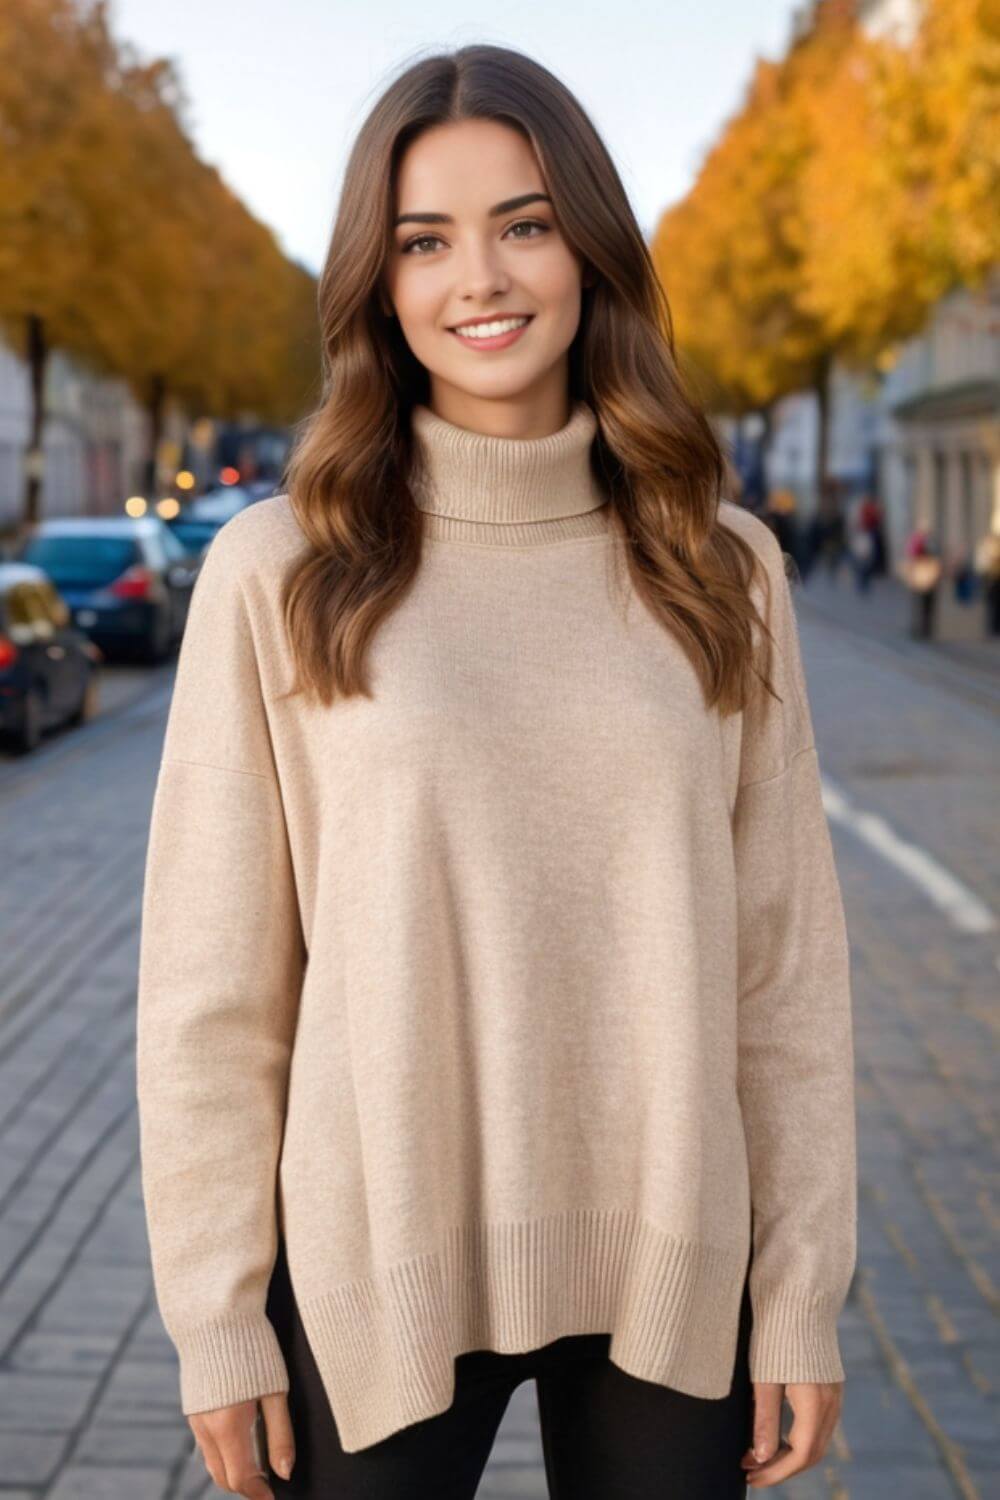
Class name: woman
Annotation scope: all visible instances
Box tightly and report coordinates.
[136,43,856,1500]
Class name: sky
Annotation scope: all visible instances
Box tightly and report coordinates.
[112,0,804,277]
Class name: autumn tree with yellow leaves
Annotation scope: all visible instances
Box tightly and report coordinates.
[796,0,999,361]
[0,0,318,526]
[653,0,999,514]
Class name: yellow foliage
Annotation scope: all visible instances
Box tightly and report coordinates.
[894,0,1000,285]
[652,4,859,412]
[0,0,318,426]
[797,0,999,358]
[651,0,999,411]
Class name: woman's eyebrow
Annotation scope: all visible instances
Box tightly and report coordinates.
[394,192,552,228]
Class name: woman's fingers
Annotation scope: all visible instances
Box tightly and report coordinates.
[740,1380,783,1471]
[261,1391,296,1481]
[191,1421,228,1492]
[189,1399,275,1497]
[233,1471,274,1500]
[745,1381,843,1489]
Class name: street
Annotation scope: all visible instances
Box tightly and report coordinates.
[0,592,998,1499]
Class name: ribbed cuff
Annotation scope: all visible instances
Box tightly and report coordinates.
[174,1312,290,1415]
[748,1283,846,1384]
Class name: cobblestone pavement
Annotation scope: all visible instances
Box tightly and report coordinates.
[0,601,997,1499]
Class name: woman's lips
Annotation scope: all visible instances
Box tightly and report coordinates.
[448,316,533,351]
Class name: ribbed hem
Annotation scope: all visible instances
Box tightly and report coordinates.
[747,1282,846,1384]
[294,1208,750,1452]
[175,1312,289,1415]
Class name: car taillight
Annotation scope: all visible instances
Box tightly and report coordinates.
[0,635,17,670]
[109,564,155,599]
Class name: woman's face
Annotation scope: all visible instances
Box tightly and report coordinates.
[383,117,591,432]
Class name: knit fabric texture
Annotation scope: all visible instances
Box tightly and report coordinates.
[136,398,857,1453]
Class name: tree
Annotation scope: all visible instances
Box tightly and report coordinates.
[795,0,999,367]
[653,3,860,514]
[652,0,998,517]
[0,0,319,527]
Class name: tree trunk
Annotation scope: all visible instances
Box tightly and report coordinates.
[758,402,775,490]
[143,373,168,496]
[814,351,835,521]
[21,313,48,534]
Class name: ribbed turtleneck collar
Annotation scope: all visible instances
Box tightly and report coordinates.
[409,400,611,546]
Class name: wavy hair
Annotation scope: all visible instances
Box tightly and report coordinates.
[278,43,779,717]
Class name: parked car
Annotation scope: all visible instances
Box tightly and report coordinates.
[244,478,281,501]
[0,563,103,754]
[183,485,255,523]
[14,516,200,662]
[165,483,264,557]
[165,513,227,558]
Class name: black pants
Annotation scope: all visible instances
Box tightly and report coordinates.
[266,1235,753,1498]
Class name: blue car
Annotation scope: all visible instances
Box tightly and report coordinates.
[15,515,200,662]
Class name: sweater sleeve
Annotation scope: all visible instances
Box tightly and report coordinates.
[732,525,857,1385]
[136,515,306,1415]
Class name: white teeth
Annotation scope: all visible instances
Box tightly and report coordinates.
[452,316,530,339]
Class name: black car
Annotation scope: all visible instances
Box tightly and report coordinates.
[14,515,201,662]
[0,562,103,754]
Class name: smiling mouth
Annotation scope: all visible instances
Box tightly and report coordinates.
[447,314,535,336]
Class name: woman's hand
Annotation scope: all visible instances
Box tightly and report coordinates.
[189,1393,296,1496]
[740,1380,843,1488]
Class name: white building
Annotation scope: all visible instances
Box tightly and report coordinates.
[876,278,1000,565]
[0,337,182,535]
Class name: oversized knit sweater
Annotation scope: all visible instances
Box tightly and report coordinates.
[136,398,857,1454]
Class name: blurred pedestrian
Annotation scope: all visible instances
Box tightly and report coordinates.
[764,489,804,576]
[900,523,942,639]
[821,501,847,582]
[849,494,885,593]
[975,530,1000,636]
[801,511,825,580]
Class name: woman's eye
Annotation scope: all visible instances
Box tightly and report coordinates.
[506,219,549,240]
[402,233,444,255]
[401,220,549,255]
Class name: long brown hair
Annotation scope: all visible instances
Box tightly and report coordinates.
[278,43,777,717]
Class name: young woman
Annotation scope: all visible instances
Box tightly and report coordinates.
[136,42,857,1500]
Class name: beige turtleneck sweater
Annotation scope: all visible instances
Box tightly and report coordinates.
[136,399,857,1453]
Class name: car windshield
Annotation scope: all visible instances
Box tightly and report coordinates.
[168,521,220,553]
[185,492,248,522]
[18,534,139,588]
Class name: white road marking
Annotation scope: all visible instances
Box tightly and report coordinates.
[821,774,997,935]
